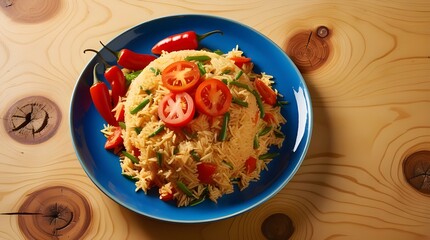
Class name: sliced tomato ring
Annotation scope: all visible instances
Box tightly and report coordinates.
[194,78,232,117]
[158,92,195,127]
[161,61,200,92]
[255,78,277,106]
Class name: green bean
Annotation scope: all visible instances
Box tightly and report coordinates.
[130,98,150,114]
[177,181,194,197]
[251,90,265,118]
[185,55,211,62]
[197,61,206,75]
[234,70,243,80]
[147,125,165,138]
[122,151,139,164]
[122,173,137,181]
[232,97,248,107]
[218,111,230,141]
[190,150,201,162]
[259,126,272,136]
[258,152,280,160]
[156,151,163,166]
[253,134,259,149]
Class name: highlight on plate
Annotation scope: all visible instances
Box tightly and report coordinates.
[94,45,287,207]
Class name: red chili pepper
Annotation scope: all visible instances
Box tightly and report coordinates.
[84,49,127,107]
[100,41,157,71]
[104,65,126,107]
[151,30,223,55]
[90,63,118,126]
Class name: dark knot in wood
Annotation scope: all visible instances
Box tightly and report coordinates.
[261,213,294,240]
[17,186,91,239]
[403,151,430,195]
[285,26,331,73]
[3,96,61,144]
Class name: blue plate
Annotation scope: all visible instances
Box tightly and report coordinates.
[70,14,312,223]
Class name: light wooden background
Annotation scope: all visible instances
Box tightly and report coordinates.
[1,0,430,239]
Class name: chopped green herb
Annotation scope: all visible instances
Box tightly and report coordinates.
[173,147,179,155]
[252,90,265,118]
[229,81,251,91]
[190,196,206,206]
[118,122,126,129]
[130,98,150,114]
[222,69,231,74]
[122,151,139,164]
[145,89,152,95]
[222,79,228,85]
[274,129,285,138]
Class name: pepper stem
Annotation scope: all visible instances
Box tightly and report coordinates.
[92,63,101,85]
[197,30,223,42]
[99,41,119,60]
[83,48,110,69]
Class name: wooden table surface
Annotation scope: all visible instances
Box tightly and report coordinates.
[1,0,430,239]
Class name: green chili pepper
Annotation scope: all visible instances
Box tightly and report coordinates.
[190,150,201,162]
[130,98,150,114]
[197,61,206,75]
[122,151,139,164]
[232,97,248,107]
[156,151,163,166]
[218,111,230,141]
[258,152,280,160]
[177,181,194,197]
[148,125,165,138]
[185,55,211,62]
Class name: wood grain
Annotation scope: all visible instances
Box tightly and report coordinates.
[1,0,429,239]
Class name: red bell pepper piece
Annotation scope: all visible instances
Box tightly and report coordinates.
[151,30,223,55]
[89,63,118,126]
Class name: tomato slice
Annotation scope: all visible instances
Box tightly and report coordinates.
[158,92,195,127]
[161,61,200,92]
[255,78,277,106]
[197,162,217,184]
[194,78,232,116]
[104,126,123,149]
[230,56,251,68]
[245,156,257,174]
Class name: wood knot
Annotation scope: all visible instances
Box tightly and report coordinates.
[261,213,294,240]
[3,96,61,144]
[0,0,61,23]
[17,186,91,239]
[403,151,430,195]
[285,26,331,73]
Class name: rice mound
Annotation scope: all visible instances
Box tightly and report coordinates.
[121,49,285,207]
